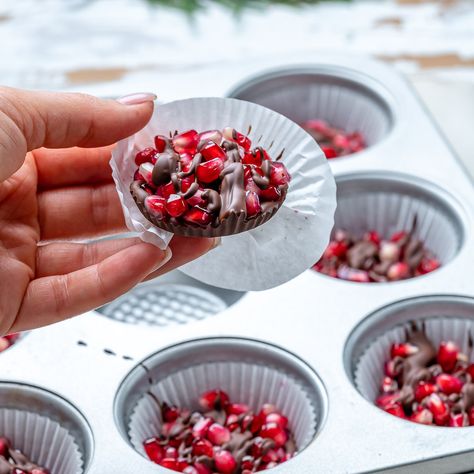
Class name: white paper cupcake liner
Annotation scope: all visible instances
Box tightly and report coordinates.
[111,97,336,291]
[332,172,464,266]
[355,317,474,404]
[0,408,83,473]
[228,66,394,148]
[128,361,318,458]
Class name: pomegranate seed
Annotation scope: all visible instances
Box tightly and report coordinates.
[379,242,400,262]
[262,448,280,463]
[0,437,10,457]
[31,470,50,474]
[265,412,288,429]
[414,382,437,402]
[198,129,222,145]
[164,446,178,459]
[390,342,419,358]
[259,422,288,447]
[180,175,195,193]
[192,438,214,457]
[376,393,400,410]
[162,421,176,437]
[183,467,199,474]
[206,423,231,445]
[139,162,154,185]
[260,403,278,416]
[154,135,168,153]
[321,145,337,159]
[199,390,230,411]
[133,169,145,181]
[242,151,262,166]
[172,130,198,154]
[381,376,398,393]
[427,393,450,426]
[180,152,193,170]
[144,196,167,220]
[13,470,27,474]
[304,119,330,134]
[223,127,251,151]
[259,186,281,201]
[200,141,226,161]
[384,358,403,378]
[226,403,250,415]
[469,407,474,425]
[245,190,261,217]
[269,162,291,186]
[186,188,207,207]
[194,463,212,474]
[449,412,468,427]
[250,413,265,434]
[333,134,350,149]
[156,181,176,199]
[323,241,348,259]
[144,437,164,463]
[196,158,224,184]
[338,267,370,283]
[410,408,433,425]
[135,147,157,166]
[438,341,459,372]
[192,417,213,438]
[390,230,408,242]
[225,414,241,431]
[384,402,405,419]
[365,230,381,246]
[183,208,212,227]
[160,458,179,470]
[417,258,441,275]
[214,449,237,474]
[387,262,410,281]
[241,456,256,470]
[436,374,463,394]
[467,364,474,380]
[166,194,188,217]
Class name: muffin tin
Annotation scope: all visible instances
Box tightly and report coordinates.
[1,56,473,473]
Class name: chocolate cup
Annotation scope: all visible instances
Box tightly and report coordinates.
[131,186,285,238]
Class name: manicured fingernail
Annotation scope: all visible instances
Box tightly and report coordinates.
[150,246,172,272]
[117,92,156,105]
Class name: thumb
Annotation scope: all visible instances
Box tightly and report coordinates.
[0,87,155,181]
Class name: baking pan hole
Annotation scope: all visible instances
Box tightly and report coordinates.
[313,171,466,283]
[96,270,245,326]
[114,337,327,469]
[344,295,474,425]
[0,382,94,473]
[228,65,395,155]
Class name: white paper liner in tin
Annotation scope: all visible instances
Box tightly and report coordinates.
[128,362,318,458]
[334,178,461,265]
[354,318,474,404]
[111,97,336,291]
[0,408,83,473]
[229,68,393,147]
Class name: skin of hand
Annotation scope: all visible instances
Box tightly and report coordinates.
[0,87,217,335]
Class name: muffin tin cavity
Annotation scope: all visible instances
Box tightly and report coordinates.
[227,65,394,151]
[114,338,327,465]
[0,382,93,473]
[97,271,245,326]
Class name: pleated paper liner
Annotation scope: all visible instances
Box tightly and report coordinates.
[129,362,317,457]
[330,172,465,271]
[0,409,83,473]
[227,65,394,149]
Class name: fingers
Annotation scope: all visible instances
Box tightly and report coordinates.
[37,183,126,240]
[35,146,115,189]
[0,87,155,181]
[143,235,219,282]
[11,242,170,332]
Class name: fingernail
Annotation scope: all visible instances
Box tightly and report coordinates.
[117,92,157,105]
[153,246,172,271]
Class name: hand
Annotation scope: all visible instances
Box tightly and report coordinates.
[0,87,216,334]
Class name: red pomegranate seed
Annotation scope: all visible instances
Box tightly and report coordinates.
[259,422,288,447]
[384,402,405,419]
[133,169,145,181]
[192,417,213,438]
[225,414,241,431]
[180,175,195,193]
[265,412,288,429]
[144,196,167,220]
[245,190,261,217]
[427,393,450,426]
[194,462,212,474]
[469,407,474,425]
[260,404,278,416]
[387,262,410,281]
[183,208,212,227]
[183,467,199,474]
[226,403,250,415]
[381,376,398,393]
[135,147,157,166]
[144,437,164,463]
[390,343,419,358]
[160,458,179,470]
[323,241,348,259]
[199,390,230,411]
[154,135,168,153]
[13,470,27,474]
[172,130,198,154]
[200,141,226,161]
[390,231,407,243]
[467,364,474,380]
[166,194,188,217]
[269,162,291,186]
[214,449,237,474]
[164,446,178,459]
[321,145,337,159]
[333,134,350,149]
[156,181,176,199]
[417,258,441,275]
[139,162,154,185]
[365,230,381,246]
[304,119,330,134]
[196,158,224,184]
[410,408,433,425]
[31,470,50,474]
[449,412,468,427]
[223,127,251,151]
[242,151,262,166]
[259,186,281,201]
[438,341,459,372]
[436,374,463,394]
[0,437,10,457]
[186,189,207,208]
[414,382,437,402]
[198,129,222,145]
[376,393,400,410]
[207,423,231,445]
[241,456,256,470]
[192,438,214,457]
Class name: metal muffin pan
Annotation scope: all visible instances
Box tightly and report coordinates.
[0,56,473,473]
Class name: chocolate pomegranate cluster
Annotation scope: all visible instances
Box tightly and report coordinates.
[302,119,365,159]
[143,389,295,473]
[313,226,440,283]
[130,128,291,235]
[0,334,19,354]
[0,437,49,474]
[376,331,474,427]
